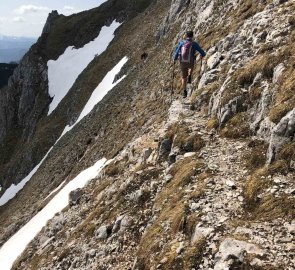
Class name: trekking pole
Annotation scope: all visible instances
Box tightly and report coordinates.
[171,61,176,103]
[198,57,203,83]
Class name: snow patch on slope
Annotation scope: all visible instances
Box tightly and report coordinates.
[0,57,128,206]
[0,147,53,206]
[47,20,121,115]
[62,56,129,136]
[0,159,108,270]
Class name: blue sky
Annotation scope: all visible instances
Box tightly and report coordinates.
[0,0,107,37]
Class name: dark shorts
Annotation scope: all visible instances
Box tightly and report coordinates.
[180,62,194,79]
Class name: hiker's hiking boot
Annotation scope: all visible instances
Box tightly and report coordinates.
[187,75,192,84]
[183,89,188,98]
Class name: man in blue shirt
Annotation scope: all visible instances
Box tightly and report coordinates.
[174,31,206,98]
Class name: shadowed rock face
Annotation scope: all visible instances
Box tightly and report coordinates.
[4,51,50,142]
[0,33,61,191]
[42,10,60,35]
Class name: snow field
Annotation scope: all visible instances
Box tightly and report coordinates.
[0,146,53,206]
[0,159,107,270]
[59,56,129,138]
[0,21,128,206]
[47,20,121,115]
[0,56,128,269]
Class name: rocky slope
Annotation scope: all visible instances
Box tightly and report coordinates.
[0,0,294,269]
[0,0,167,249]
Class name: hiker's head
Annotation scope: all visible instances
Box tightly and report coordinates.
[186,31,194,39]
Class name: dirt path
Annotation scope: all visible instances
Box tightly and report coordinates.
[10,98,295,270]
[178,99,295,269]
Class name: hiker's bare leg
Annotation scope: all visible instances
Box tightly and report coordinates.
[182,77,187,91]
[180,65,188,97]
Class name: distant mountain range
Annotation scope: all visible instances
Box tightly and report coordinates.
[0,35,36,63]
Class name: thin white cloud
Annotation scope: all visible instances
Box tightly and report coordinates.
[63,6,75,11]
[14,5,49,15]
[0,17,8,23]
[61,6,82,16]
[13,17,25,23]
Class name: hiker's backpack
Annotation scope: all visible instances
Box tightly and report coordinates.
[180,40,194,64]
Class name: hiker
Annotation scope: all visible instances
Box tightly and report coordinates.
[174,31,206,98]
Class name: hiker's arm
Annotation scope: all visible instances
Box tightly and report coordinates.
[173,42,183,61]
[193,42,206,58]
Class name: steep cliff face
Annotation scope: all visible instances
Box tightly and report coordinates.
[0,0,294,269]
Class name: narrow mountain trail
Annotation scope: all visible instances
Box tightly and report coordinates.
[154,96,295,269]
[11,94,294,270]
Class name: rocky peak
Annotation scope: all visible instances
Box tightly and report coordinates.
[42,10,60,35]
